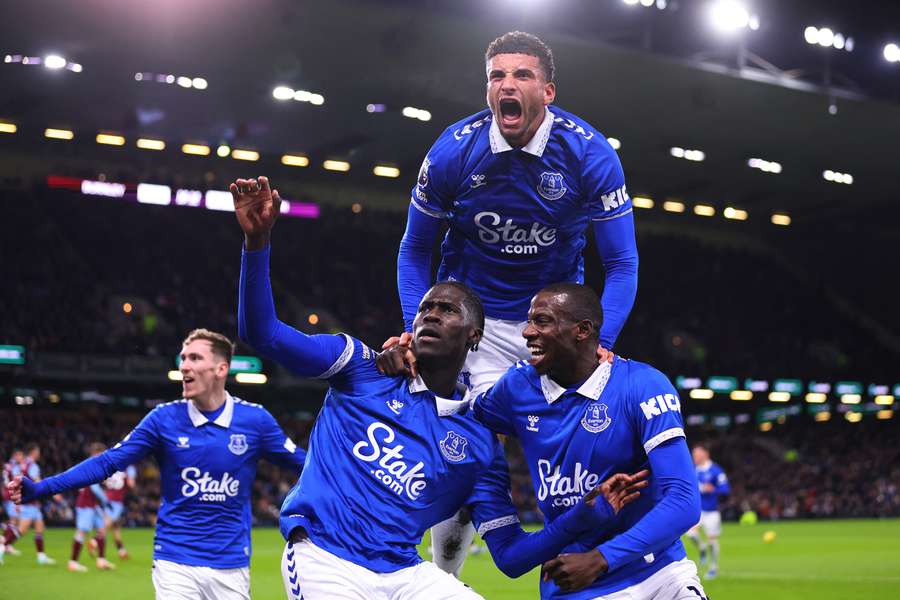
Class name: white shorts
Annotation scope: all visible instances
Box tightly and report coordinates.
[281,538,484,600]
[462,317,530,395]
[151,559,250,600]
[696,511,722,538]
[592,559,707,600]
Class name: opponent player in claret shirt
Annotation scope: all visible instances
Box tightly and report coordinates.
[395,30,639,575]
[230,176,648,600]
[0,445,57,566]
[686,444,730,580]
[7,328,305,600]
[71,443,115,572]
[1,449,26,564]
[102,464,137,559]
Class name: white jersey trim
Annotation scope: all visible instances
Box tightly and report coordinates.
[410,196,447,219]
[317,334,355,379]
[592,207,634,222]
[643,427,685,454]
[476,514,520,536]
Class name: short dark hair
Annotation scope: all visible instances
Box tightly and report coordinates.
[25,443,39,454]
[182,328,235,364]
[433,281,485,331]
[538,283,603,338]
[485,31,555,83]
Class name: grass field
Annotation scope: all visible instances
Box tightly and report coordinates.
[1,520,899,599]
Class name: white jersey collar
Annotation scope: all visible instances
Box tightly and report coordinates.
[187,391,235,428]
[540,360,613,405]
[488,106,554,157]
[408,375,470,417]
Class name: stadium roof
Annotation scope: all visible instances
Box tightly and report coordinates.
[2,0,900,227]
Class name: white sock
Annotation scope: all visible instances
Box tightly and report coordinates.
[710,539,720,569]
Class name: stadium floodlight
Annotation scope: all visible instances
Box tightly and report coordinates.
[366,103,387,113]
[709,0,756,33]
[309,93,325,106]
[281,154,309,167]
[805,393,827,403]
[670,146,685,158]
[689,388,714,400]
[671,147,704,162]
[191,77,207,90]
[402,106,432,121]
[814,411,831,422]
[823,169,853,185]
[137,183,172,206]
[623,0,639,5]
[373,165,401,178]
[235,373,267,384]
[231,149,260,161]
[216,144,231,158]
[0,122,16,134]
[323,160,351,172]
[165,74,175,84]
[875,395,895,406]
[845,412,862,423]
[759,422,773,432]
[693,204,715,217]
[840,394,862,404]
[771,213,791,226]
[632,196,654,209]
[663,200,685,213]
[176,76,193,88]
[136,138,165,151]
[884,43,900,63]
[167,370,183,381]
[96,133,125,146]
[181,143,211,156]
[806,26,854,52]
[43,54,66,70]
[877,410,894,420]
[273,85,294,101]
[135,72,144,81]
[730,390,753,401]
[817,27,834,48]
[607,137,621,150]
[45,128,74,140]
[768,392,790,402]
[748,157,781,174]
[723,207,748,220]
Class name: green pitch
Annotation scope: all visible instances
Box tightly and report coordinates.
[2,520,899,599]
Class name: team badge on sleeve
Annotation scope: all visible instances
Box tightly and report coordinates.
[580,402,612,433]
[537,172,567,201]
[228,434,249,456]
[439,431,468,463]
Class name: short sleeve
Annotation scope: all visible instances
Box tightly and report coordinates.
[471,371,518,436]
[409,131,457,219]
[467,438,520,537]
[627,367,685,455]
[582,137,632,222]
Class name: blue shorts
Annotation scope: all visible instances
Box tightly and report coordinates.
[3,500,18,519]
[105,501,125,522]
[75,507,105,532]
[17,504,42,522]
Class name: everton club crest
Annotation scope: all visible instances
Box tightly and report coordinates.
[228,434,249,456]
[537,171,567,201]
[439,431,468,463]
[580,402,612,434]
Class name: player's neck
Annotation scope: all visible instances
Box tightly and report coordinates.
[417,359,463,398]
[547,348,598,389]
[191,387,227,412]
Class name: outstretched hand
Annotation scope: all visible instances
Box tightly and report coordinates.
[229,176,282,250]
[376,332,418,378]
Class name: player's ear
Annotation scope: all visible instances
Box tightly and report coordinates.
[468,327,483,352]
[575,319,594,342]
[544,81,556,105]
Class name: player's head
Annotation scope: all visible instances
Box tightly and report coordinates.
[523,283,603,375]
[11,448,24,463]
[692,444,710,465]
[87,442,107,457]
[179,328,235,401]
[412,281,484,367]
[24,443,40,460]
[485,31,556,148]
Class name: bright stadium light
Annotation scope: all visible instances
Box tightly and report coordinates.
[723,207,748,220]
[402,106,432,122]
[45,128,74,140]
[709,1,756,33]
[806,26,854,52]
[877,410,894,420]
[841,394,861,404]
[748,158,782,174]
[607,137,621,150]
[689,388,714,400]
[663,200,685,213]
[167,370,183,381]
[281,154,309,167]
[373,165,400,178]
[805,393,827,403]
[231,149,260,162]
[136,138,165,151]
[845,412,862,423]
[96,133,125,146]
[0,122,16,134]
[771,213,791,226]
[768,392,790,402]
[814,411,831,422]
[192,77,208,90]
[730,390,753,401]
[874,395,894,406]
[693,204,715,217]
[632,196,654,209]
[323,160,351,172]
[182,143,211,156]
[235,373,267,384]
[43,54,66,70]
[216,144,231,158]
[823,170,853,185]
[273,86,294,101]
[817,27,834,48]
[176,76,193,88]
[884,43,900,63]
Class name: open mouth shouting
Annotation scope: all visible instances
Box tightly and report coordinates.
[416,326,442,344]
[498,97,523,129]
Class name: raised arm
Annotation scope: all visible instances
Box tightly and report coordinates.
[232,177,347,377]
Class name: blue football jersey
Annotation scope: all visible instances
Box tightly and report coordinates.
[98,393,304,568]
[279,335,520,573]
[411,105,631,320]
[697,461,729,512]
[474,357,688,598]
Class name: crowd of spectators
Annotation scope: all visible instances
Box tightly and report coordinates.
[1,187,894,381]
[2,409,898,529]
